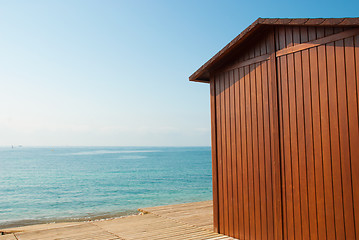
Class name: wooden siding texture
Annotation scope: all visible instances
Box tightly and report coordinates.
[210,26,359,240]
[276,26,359,240]
[213,31,278,240]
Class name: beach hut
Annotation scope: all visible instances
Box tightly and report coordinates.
[190,18,359,240]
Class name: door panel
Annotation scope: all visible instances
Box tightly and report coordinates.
[277,35,359,240]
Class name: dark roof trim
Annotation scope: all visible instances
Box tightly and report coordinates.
[189,17,359,83]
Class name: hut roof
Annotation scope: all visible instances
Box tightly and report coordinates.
[189,17,359,83]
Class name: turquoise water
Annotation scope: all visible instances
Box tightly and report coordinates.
[0,147,212,229]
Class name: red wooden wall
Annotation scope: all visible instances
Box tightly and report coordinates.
[210,26,359,240]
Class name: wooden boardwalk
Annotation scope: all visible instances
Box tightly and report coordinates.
[0,201,236,240]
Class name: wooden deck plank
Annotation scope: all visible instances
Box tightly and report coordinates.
[0,234,17,240]
[1,201,235,240]
[13,223,119,240]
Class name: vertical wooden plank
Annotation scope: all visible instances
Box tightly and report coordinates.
[294,24,313,239]
[326,41,345,239]
[210,76,219,233]
[312,29,327,240]
[325,27,334,37]
[275,27,280,51]
[307,27,317,41]
[299,24,311,240]
[278,27,294,238]
[225,71,234,237]
[250,63,261,239]
[294,49,310,240]
[245,65,255,239]
[302,48,319,240]
[255,41,261,57]
[348,35,359,239]
[300,26,309,43]
[318,42,336,239]
[240,67,250,239]
[288,51,303,240]
[292,27,301,46]
[279,54,295,240]
[284,27,300,240]
[291,29,307,231]
[278,26,286,51]
[244,50,250,62]
[261,37,267,56]
[216,73,224,234]
[268,28,282,240]
[266,33,271,55]
[227,78,232,235]
[316,27,324,40]
[356,35,359,118]
[230,70,239,238]
[257,61,267,240]
[277,49,288,240]
[220,72,227,234]
[305,27,319,240]
[222,72,230,235]
[316,27,325,39]
[249,47,255,59]
[334,27,344,34]
[335,39,356,240]
[285,26,294,48]
[262,60,274,240]
[234,69,243,239]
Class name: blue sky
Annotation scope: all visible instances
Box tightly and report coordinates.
[0,0,358,146]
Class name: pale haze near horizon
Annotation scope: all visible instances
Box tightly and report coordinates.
[0,0,357,146]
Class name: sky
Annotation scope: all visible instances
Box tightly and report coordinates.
[0,0,358,146]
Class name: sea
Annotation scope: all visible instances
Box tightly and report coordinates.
[0,146,212,229]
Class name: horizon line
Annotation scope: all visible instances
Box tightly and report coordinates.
[0,145,211,148]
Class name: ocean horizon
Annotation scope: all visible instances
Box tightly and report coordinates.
[0,146,212,229]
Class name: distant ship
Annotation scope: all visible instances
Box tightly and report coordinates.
[11,145,23,148]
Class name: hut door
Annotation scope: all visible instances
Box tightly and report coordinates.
[276,28,359,240]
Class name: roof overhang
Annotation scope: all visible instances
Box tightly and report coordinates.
[189,17,359,83]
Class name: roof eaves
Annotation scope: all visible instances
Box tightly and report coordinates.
[189,17,359,83]
[189,17,264,82]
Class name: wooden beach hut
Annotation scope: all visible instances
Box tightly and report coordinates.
[189,18,359,240]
